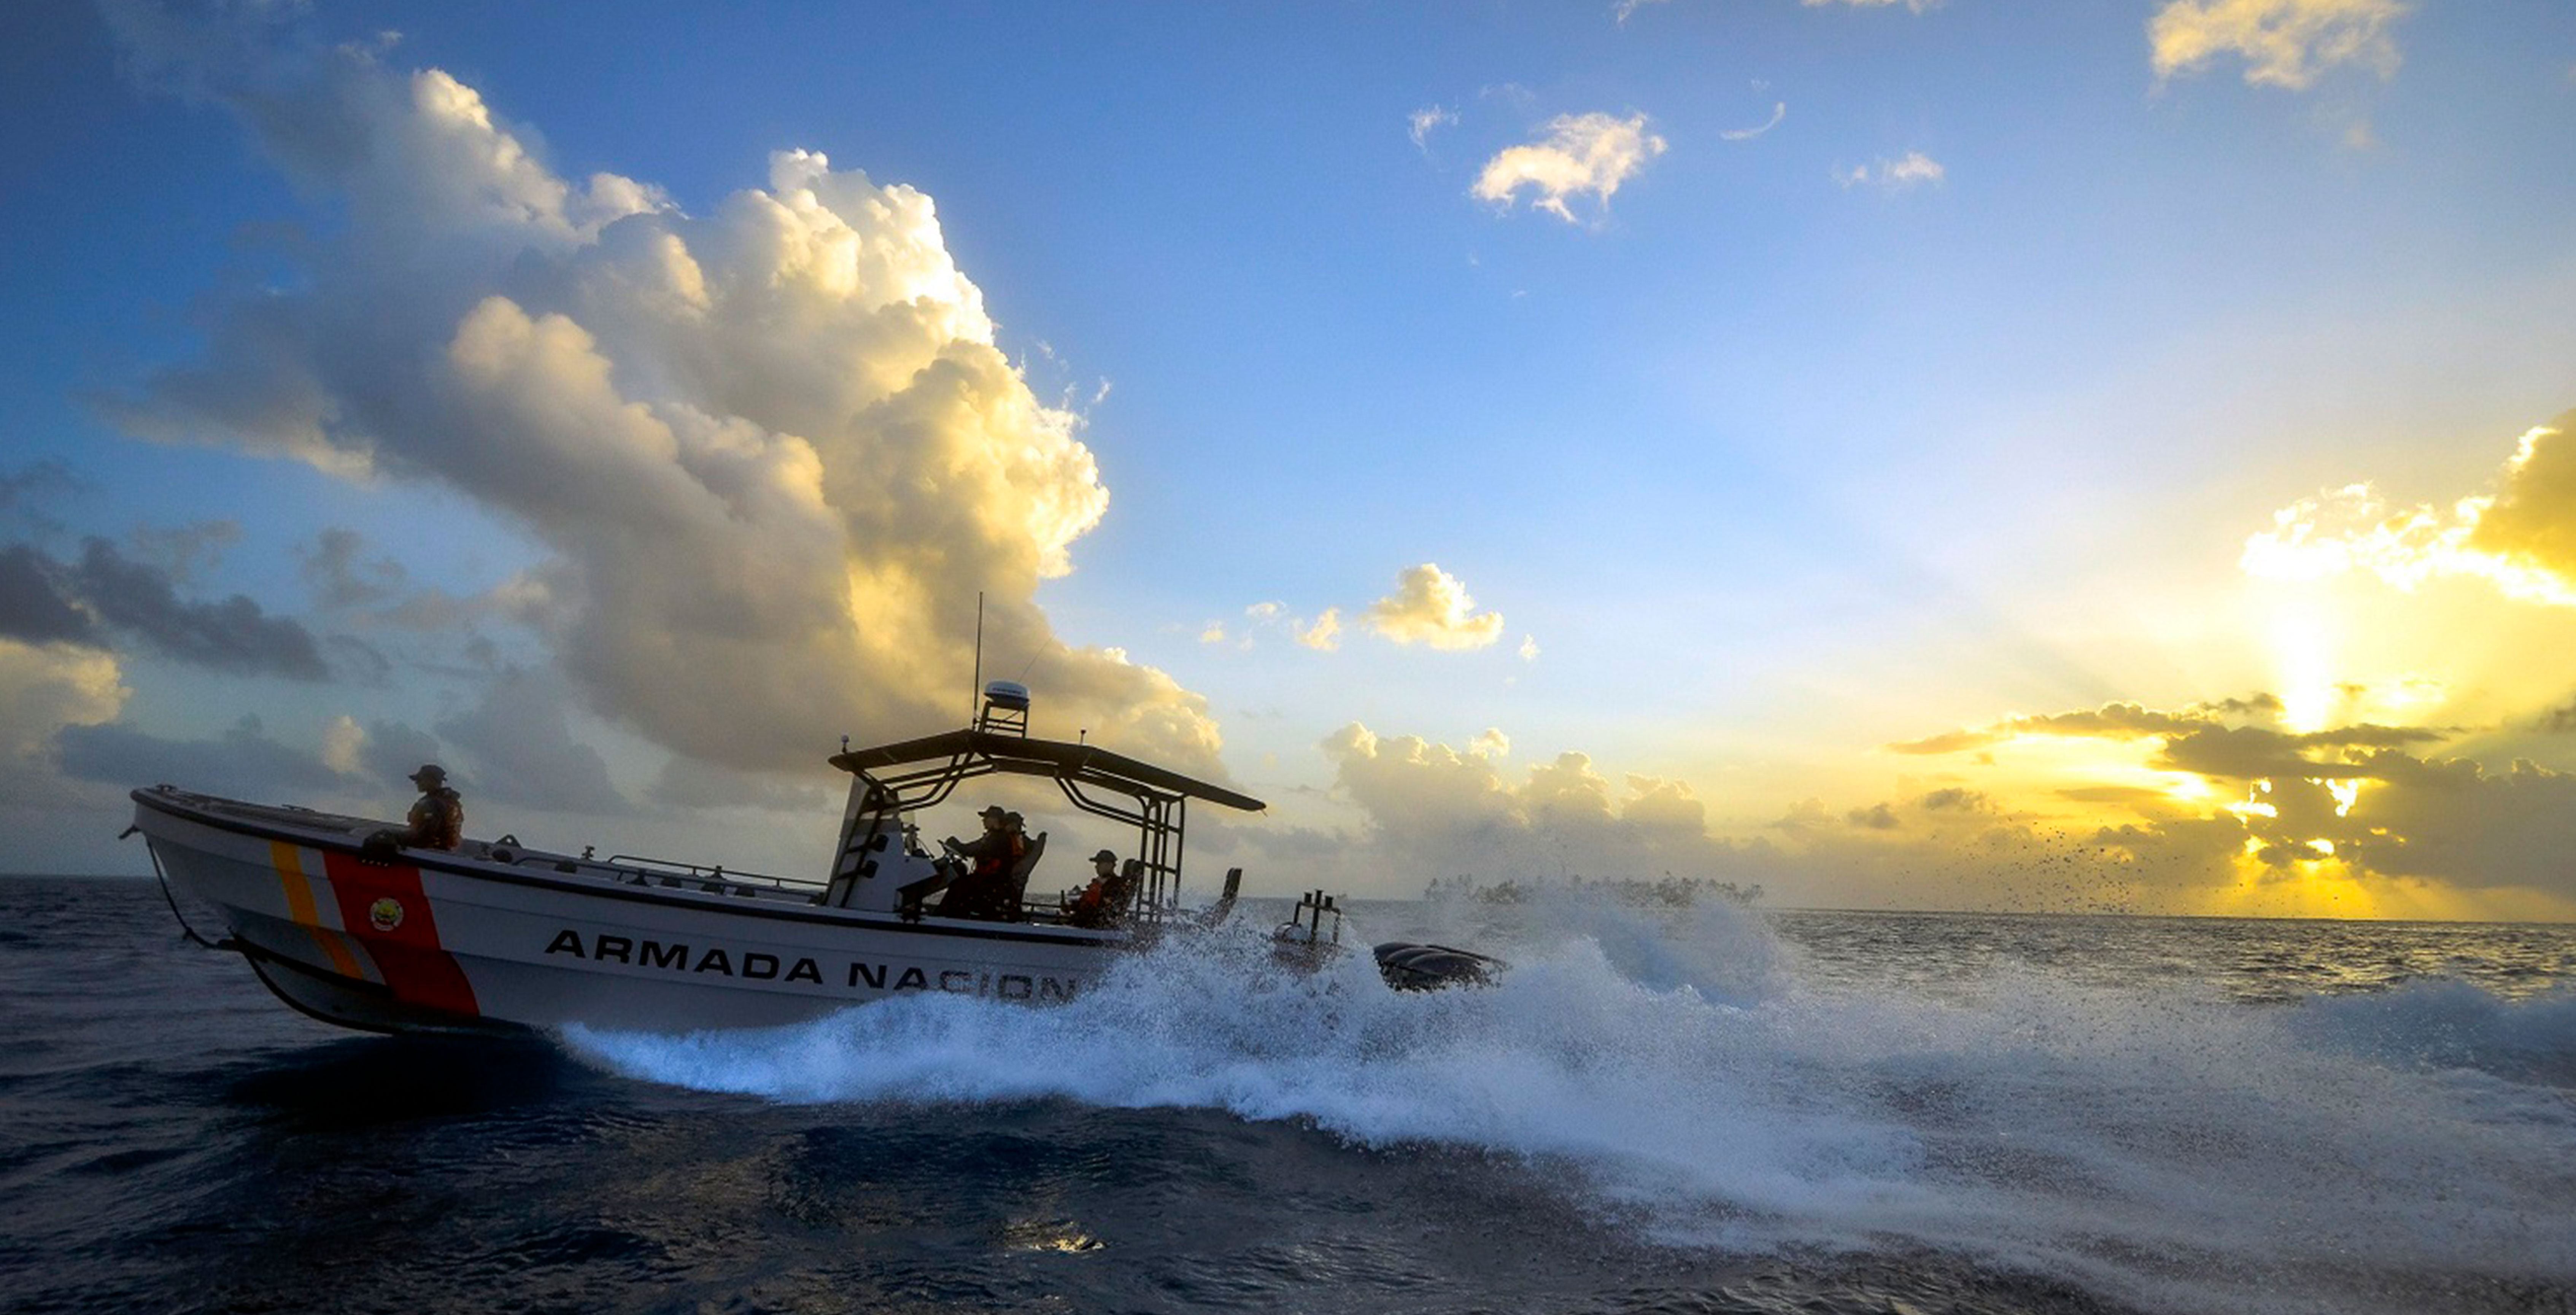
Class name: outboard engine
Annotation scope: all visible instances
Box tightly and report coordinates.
[1276,890,1510,991]
[1372,941,1507,992]
[1273,889,1344,971]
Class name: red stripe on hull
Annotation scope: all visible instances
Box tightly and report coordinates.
[321,851,481,1019]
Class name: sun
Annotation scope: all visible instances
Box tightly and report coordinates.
[2202,848,2386,920]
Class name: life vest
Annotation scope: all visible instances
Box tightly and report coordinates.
[1070,879,1107,921]
[408,789,464,850]
[974,833,1024,879]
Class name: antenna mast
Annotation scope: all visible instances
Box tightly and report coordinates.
[970,590,985,723]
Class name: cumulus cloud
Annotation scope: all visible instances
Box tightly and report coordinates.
[0,461,82,521]
[1232,600,1351,655]
[1295,607,1343,652]
[1284,711,2576,912]
[2150,722,2443,781]
[320,713,366,775]
[0,639,128,793]
[648,754,834,813]
[1298,683,2576,911]
[294,528,502,645]
[2149,0,2405,90]
[127,520,240,585]
[1838,151,1946,190]
[1888,694,2287,754]
[96,14,1227,779]
[69,538,328,679]
[0,545,98,646]
[1847,801,1901,829]
[57,713,348,800]
[354,717,446,787]
[2535,697,2576,735]
[1308,723,2129,911]
[2328,755,2576,890]
[1473,112,1666,225]
[298,527,407,612]
[2242,411,2576,606]
[1,537,329,680]
[434,669,629,814]
[1365,563,1506,650]
[50,697,425,813]
[1323,722,1740,881]
[1886,687,2576,903]
[1893,693,2441,778]
[2094,751,2576,895]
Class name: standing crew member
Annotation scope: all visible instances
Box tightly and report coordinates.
[404,764,464,851]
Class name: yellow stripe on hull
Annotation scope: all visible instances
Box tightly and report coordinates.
[269,839,365,979]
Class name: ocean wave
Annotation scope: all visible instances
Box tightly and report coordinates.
[563,901,2576,1315]
[2286,977,2576,1084]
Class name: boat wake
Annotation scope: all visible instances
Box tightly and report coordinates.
[563,900,2576,1315]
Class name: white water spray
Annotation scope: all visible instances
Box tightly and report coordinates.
[564,899,2576,1315]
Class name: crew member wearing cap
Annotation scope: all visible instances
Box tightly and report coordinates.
[1065,848,1125,929]
[403,764,464,851]
[938,806,1023,919]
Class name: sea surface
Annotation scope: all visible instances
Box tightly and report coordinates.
[3,875,2573,1315]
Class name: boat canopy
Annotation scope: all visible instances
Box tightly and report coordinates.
[830,728,1265,813]
[822,690,1260,920]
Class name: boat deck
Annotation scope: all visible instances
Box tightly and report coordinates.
[140,786,830,906]
[136,786,1109,924]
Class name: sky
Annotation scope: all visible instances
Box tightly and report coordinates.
[6,0,2576,920]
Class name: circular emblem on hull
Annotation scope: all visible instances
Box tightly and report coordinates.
[368,897,405,932]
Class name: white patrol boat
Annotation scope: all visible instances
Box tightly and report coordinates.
[129,682,1266,1035]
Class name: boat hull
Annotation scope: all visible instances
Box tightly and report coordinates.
[133,788,1124,1035]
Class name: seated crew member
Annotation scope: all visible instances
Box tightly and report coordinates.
[403,763,464,851]
[1071,846,1144,928]
[1064,848,1120,927]
[997,812,1041,920]
[937,805,1022,919]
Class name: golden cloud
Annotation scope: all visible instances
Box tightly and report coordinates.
[1886,694,2286,754]
[2242,412,2576,606]
[1887,686,2576,910]
[2149,0,2406,90]
[102,32,1225,778]
[2150,723,2443,781]
[1295,607,1343,652]
[1366,563,1507,650]
[0,639,128,770]
[1289,712,2576,915]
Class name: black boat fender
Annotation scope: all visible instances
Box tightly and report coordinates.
[1372,941,1507,992]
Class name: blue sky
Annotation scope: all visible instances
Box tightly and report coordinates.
[8,0,2576,918]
